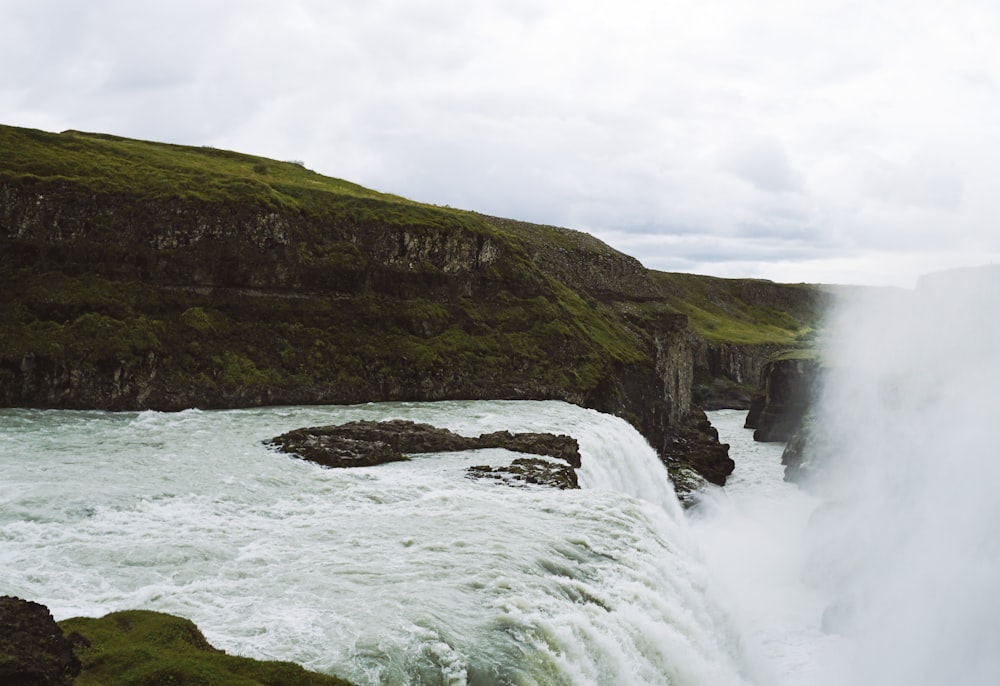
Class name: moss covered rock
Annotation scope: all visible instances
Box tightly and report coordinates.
[59,609,355,686]
[267,420,581,479]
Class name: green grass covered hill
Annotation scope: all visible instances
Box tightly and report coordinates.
[650,271,823,346]
[0,123,828,487]
[0,125,654,409]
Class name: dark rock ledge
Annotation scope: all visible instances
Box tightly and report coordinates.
[266,419,582,489]
[0,595,83,686]
[467,457,579,490]
[1,595,355,685]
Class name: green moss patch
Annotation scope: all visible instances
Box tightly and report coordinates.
[59,610,355,686]
[770,348,820,362]
[649,271,827,345]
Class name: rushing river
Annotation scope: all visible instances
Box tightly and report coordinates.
[691,411,848,686]
[6,363,993,685]
[2,400,767,685]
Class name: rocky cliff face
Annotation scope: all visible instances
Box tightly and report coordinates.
[646,271,829,412]
[1,181,505,299]
[745,356,820,442]
[689,340,790,409]
[0,125,726,492]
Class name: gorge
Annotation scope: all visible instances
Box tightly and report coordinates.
[1,123,845,684]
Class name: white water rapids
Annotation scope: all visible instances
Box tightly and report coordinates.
[1,400,761,685]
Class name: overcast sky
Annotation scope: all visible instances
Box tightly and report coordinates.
[4,0,1000,286]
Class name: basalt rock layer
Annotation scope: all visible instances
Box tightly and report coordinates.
[269,418,584,489]
[746,356,821,442]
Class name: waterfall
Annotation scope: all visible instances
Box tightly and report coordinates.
[1,400,757,685]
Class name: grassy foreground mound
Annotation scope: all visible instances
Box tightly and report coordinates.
[59,610,355,686]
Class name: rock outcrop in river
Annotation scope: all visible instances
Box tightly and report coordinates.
[268,419,582,489]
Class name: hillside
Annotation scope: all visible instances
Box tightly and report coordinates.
[648,271,828,408]
[0,123,826,489]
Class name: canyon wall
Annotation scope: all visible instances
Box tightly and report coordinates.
[0,125,726,490]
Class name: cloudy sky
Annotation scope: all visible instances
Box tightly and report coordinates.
[3,0,1000,286]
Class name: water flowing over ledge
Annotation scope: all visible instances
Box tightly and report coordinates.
[1,400,756,685]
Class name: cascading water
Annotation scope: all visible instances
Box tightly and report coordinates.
[1,400,758,685]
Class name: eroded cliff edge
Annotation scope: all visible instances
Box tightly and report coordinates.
[0,125,742,490]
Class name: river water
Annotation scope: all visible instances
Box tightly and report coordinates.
[8,392,978,685]
[690,411,848,686]
[2,400,777,685]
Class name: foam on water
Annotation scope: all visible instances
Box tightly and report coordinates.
[1,400,756,685]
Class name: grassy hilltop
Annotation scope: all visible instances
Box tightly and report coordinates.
[1,126,651,406]
[0,123,825,485]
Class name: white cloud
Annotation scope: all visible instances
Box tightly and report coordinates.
[717,135,803,194]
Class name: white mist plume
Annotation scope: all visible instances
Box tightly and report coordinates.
[804,265,1000,684]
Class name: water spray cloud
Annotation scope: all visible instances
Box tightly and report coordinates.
[805,265,1000,684]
